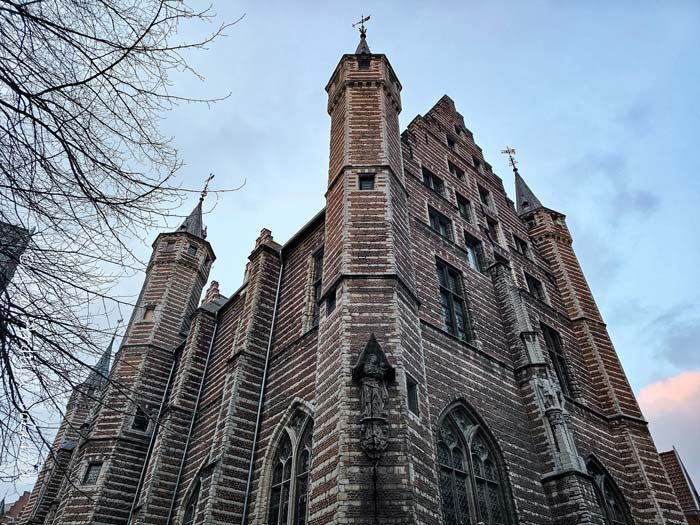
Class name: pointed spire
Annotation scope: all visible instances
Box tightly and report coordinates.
[177,174,214,239]
[514,171,544,215]
[177,198,206,239]
[85,322,120,388]
[502,146,544,215]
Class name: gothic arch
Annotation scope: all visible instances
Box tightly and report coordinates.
[434,400,515,525]
[585,455,633,525]
[253,400,314,525]
[178,457,209,525]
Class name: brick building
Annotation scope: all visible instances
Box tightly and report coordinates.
[660,449,700,524]
[20,31,688,524]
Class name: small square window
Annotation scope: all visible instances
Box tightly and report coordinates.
[132,406,149,432]
[187,244,198,257]
[406,375,419,415]
[478,185,492,208]
[524,272,546,302]
[486,218,501,244]
[513,235,529,257]
[448,161,465,180]
[83,462,103,485]
[456,193,472,222]
[143,305,156,322]
[359,174,375,190]
[428,207,453,241]
[464,233,483,272]
[472,155,482,171]
[164,240,176,251]
[326,288,336,315]
[422,167,445,196]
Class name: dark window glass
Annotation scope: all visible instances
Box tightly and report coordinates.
[464,233,483,272]
[187,244,198,257]
[423,167,445,196]
[311,250,323,327]
[429,208,453,241]
[437,407,512,525]
[472,155,482,171]
[513,235,529,257]
[436,261,471,342]
[132,406,149,432]
[406,376,419,415]
[541,324,572,396]
[293,422,313,525]
[478,185,491,208]
[268,433,292,525]
[454,124,461,136]
[456,193,472,222]
[83,462,102,485]
[447,135,456,151]
[448,161,465,180]
[359,173,375,190]
[183,482,200,525]
[326,288,336,316]
[586,459,633,525]
[524,272,546,302]
[486,218,501,244]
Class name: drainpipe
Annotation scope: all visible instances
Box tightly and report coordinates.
[166,311,220,524]
[241,250,284,524]
[127,343,181,524]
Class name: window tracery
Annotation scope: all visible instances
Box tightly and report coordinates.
[436,404,512,525]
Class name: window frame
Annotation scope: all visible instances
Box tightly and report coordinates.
[524,272,546,302]
[436,260,472,342]
[456,193,472,222]
[586,457,634,525]
[82,462,103,485]
[406,374,420,416]
[512,234,529,257]
[422,167,445,196]
[358,173,375,190]
[436,405,513,525]
[310,249,324,328]
[428,207,454,241]
[187,244,198,257]
[486,218,501,245]
[463,232,483,273]
[267,415,314,525]
[541,324,572,397]
[142,304,156,322]
[448,161,465,181]
[131,405,150,432]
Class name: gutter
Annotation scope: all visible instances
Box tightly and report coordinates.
[241,248,284,524]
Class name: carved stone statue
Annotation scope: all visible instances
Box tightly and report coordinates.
[352,334,395,461]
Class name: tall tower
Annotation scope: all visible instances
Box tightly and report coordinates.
[312,28,438,523]
[515,171,683,522]
[48,199,214,524]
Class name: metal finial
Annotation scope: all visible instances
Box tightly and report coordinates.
[501,146,518,174]
[110,319,123,345]
[352,14,371,38]
[200,173,215,201]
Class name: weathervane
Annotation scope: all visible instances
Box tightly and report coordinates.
[352,14,371,37]
[501,146,519,174]
[200,173,215,201]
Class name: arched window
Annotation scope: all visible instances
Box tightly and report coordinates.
[268,414,314,525]
[586,457,633,525]
[183,481,200,525]
[436,404,512,525]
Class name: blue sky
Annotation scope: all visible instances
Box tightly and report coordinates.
[5,0,700,503]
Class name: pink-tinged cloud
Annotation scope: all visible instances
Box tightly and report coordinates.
[638,371,700,486]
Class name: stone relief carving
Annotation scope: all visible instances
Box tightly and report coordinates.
[352,334,395,461]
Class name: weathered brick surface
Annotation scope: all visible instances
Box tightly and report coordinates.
[22,41,688,525]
